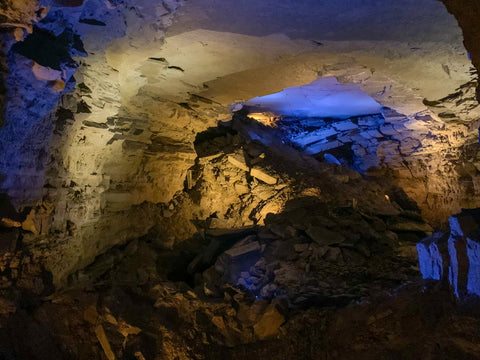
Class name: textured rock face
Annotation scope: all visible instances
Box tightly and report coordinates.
[0,0,193,282]
[0,0,46,125]
[0,122,427,359]
[0,0,40,26]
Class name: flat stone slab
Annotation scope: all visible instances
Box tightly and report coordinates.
[228,155,249,172]
[251,167,277,185]
[304,140,343,155]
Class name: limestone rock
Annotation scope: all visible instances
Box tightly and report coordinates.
[225,241,261,259]
[1,218,21,228]
[31,62,63,82]
[253,305,285,340]
[388,219,433,235]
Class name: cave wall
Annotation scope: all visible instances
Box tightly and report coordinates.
[0,0,197,283]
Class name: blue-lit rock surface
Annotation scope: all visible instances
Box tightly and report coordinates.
[417,233,445,281]
[417,208,480,298]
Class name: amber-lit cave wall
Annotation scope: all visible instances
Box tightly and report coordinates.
[0,0,479,287]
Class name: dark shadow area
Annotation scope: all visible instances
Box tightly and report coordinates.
[0,59,5,128]
[12,27,84,70]
[52,0,85,6]
[194,124,238,157]
[0,311,72,360]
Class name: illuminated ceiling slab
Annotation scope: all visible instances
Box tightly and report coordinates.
[244,77,382,119]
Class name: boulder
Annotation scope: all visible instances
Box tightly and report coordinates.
[324,153,341,165]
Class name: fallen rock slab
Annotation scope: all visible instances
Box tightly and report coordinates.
[251,167,277,185]
[306,226,345,246]
[94,325,115,360]
[388,220,433,235]
[228,154,249,172]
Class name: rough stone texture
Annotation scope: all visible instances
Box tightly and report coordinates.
[0,0,198,283]
[0,138,426,358]
[0,0,40,28]
[253,305,285,340]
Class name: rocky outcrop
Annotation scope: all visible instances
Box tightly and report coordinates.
[0,158,425,360]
